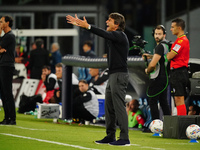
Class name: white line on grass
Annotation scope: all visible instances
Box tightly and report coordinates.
[0,133,101,150]
[165,143,194,145]
[0,125,58,131]
[130,144,140,146]
[12,126,47,131]
[141,146,165,150]
[130,144,165,150]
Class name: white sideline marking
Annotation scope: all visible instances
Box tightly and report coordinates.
[0,133,101,150]
[130,144,140,146]
[141,146,165,150]
[13,126,47,131]
[0,125,60,131]
[165,143,194,145]
[0,125,49,131]
[130,144,165,150]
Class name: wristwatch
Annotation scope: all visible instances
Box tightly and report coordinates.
[87,25,91,30]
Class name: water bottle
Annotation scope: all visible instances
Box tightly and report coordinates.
[138,124,142,129]
[63,119,73,125]
[34,105,38,119]
[24,111,33,115]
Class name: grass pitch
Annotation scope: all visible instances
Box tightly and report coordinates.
[0,108,199,150]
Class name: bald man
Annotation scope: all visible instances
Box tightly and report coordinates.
[127,99,145,128]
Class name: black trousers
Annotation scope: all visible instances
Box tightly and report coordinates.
[0,66,16,121]
[72,104,95,121]
[148,87,171,120]
[105,72,129,140]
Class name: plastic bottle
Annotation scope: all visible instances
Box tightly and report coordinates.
[24,111,33,115]
[34,105,38,119]
[63,119,73,125]
[138,124,142,129]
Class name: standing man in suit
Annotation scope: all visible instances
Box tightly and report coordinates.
[66,12,130,146]
[0,15,16,125]
[29,38,50,79]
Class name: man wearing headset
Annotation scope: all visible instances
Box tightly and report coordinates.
[143,25,171,121]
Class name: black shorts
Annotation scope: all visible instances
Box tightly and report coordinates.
[169,67,189,96]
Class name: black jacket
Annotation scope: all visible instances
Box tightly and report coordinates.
[0,31,15,67]
[29,48,50,79]
[90,25,129,74]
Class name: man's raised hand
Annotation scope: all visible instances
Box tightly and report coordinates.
[66,14,89,29]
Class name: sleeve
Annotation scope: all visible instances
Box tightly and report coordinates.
[81,92,92,103]
[0,34,11,48]
[73,92,92,105]
[54,89,61,103]
[44,77,56,91]
[90,25,124,43]
[171,43,181,54]
[90,86,101,94]
[136,114,145,126]
[155,44,164,56]
[93,69,109,85]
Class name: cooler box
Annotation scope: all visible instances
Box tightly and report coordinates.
[37,103,60,119]
[190,78,200,96]
[96,95,105,118]
[163,115,200,139]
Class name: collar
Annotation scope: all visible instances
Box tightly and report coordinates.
[178,34,186,38]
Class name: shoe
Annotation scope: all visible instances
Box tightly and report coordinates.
[0,119,10,125]
[109,139,130,146]
[9,120,16,125]
[142,128,151,133]
[95,137,116,144]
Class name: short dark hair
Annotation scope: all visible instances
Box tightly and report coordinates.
[155,25,166,35]
[79,79,88,85]
[83,40,93,48]
[3,15,13,27]
[109,12,125,31]
[172,18,185,30]
[35,38,44,49]
[42,65,51,70]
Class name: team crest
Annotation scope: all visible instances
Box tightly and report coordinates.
[177,39,183,44]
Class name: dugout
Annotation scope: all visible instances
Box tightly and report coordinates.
[61,55,149,120]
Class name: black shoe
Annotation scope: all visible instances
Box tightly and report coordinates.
[9,120,16,125]
[0,119,10,125]
[109,139,130,146]
[95,137,116,144]
[142,128,151,133]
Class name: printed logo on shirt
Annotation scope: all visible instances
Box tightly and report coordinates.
[104,72,108,75]
[83,93,87,97]
[177,39,183,44]
[173,44,181,52]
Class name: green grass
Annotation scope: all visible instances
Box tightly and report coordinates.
[0,108,199,150]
